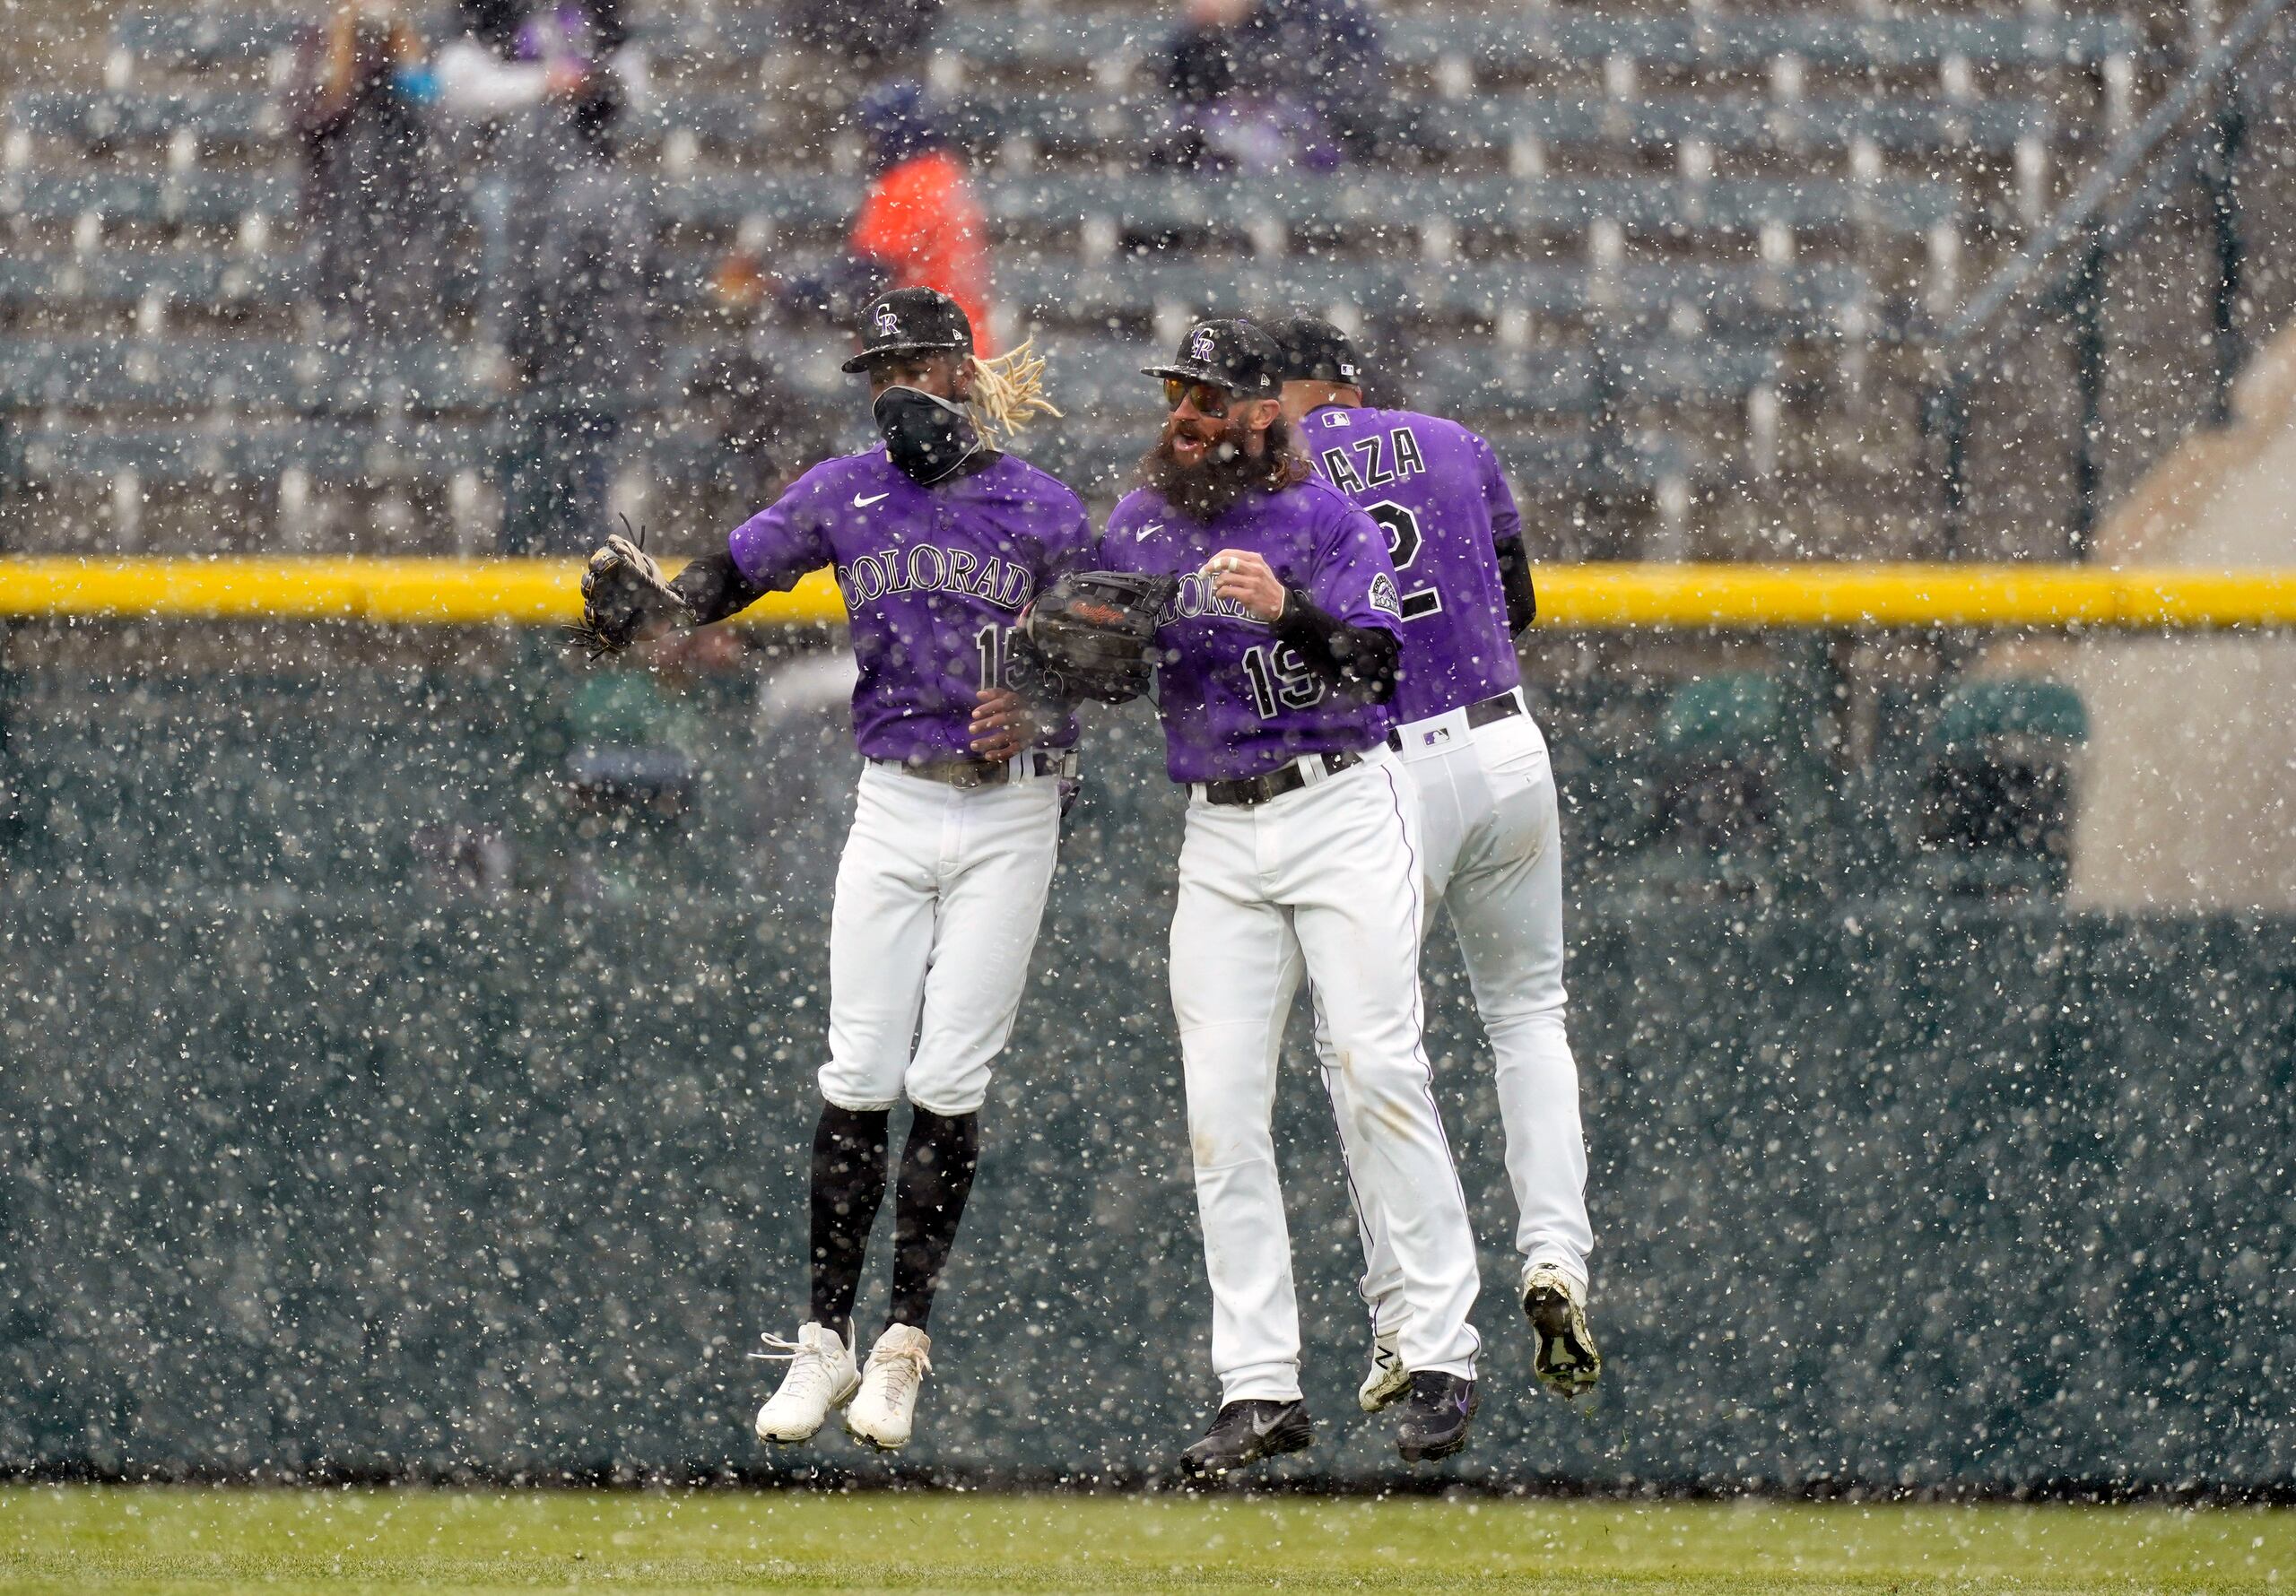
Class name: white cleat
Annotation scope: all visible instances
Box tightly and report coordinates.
[1358,1331,1410,1413]
[751,1323,860,1444]
[844,1324,933,1451]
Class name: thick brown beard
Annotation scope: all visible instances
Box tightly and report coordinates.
[1139,412,1309,522]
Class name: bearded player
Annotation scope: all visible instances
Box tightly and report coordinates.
[1263,315,1600,1410]
[573,287,1086,1452]
[1058,320,1484,1474]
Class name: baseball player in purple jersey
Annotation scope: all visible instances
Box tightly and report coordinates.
[657,287,1091,1453]
[1265,315,1601,1410]
[1094,319,1485,1475]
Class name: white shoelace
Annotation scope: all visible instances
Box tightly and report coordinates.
[870,1340,932,1405]
[749,1332,843,1403]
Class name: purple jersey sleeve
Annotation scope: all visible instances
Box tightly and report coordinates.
[1309,494,1406,637]
[726,464,836,590]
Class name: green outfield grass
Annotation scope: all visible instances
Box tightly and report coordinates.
[2,1487,2289,1594]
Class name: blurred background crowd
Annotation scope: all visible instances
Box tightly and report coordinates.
[273,0,1401,551]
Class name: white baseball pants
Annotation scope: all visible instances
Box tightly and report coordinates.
[820,762,1061,1117]
[1319,700,1593,1335]
[1169,750,1483,1405]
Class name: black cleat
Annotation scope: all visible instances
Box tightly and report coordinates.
[1178,1399,1313,1479]
[1396,1372,1477,1463]
[1521,1264,1602,1397]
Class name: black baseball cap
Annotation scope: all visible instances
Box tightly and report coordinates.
[1142,318,1282,397]
[1265,314,1366,386]
[840,286,974,373]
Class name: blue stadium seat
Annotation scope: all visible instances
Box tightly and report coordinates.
[1416,93,2055,160]
[0,249,313,310]
[1,169,297,228]
[982,172,1957,239]
[932,6,2141,76]
[6,89,280,147]
[0,337,498,412]
[6,419,491,483]
[994,256,1867,333]
[106,10,304,74]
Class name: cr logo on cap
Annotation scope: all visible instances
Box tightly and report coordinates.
[875,307,901,338]
[1190,329,1217,363]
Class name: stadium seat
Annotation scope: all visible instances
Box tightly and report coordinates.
[940,90,2053,167]
[1918,678,2087,897]
[1,169,297,229]
[5,419,491,484]
[1417,93,2057,160]
[1639,671,1787,893]
[104,10,304,77]
[931,6,2140,78]
[0,248,313,311]
[981,171,1959,242]
[6,89,281,150]
[995,255,1867,335]
[0,337,500,413]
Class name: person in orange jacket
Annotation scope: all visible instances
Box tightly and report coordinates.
[772,82,997,354]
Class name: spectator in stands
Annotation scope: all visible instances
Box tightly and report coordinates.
[283,0,448,351]
[787,0,944,74]
[773,82,997,353]
[1157,0,1388,171]
[433,0,652,349]
[684,346,822,525]
[496,98,658,555]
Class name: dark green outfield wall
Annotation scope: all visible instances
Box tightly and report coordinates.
[2,638,2292,1486]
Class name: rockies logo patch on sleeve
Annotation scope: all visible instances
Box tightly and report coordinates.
[1370,572,1404,618]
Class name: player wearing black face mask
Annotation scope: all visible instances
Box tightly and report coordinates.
[874,384,984,486]
[663,288,1063,625]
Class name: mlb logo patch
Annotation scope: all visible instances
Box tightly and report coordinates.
[1418,725,1453,749]
[875,307,901,338]
[1191,329,1217,362]
[1339,361,1358,380]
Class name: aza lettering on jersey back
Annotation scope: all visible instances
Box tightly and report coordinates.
[1300,405,1523,726]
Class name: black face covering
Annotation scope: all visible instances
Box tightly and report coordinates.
[874,385,983,485]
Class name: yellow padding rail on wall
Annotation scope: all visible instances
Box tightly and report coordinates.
[3,558,2295,630]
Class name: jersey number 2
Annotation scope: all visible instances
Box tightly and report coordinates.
[1365,500,1442,620]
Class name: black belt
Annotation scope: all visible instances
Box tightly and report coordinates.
[883,750,1074,788]
[1201,750,1362,808]
[1387,690,1522,751]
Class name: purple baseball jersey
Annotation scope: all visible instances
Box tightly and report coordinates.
[1101,476,1405,784]
[1297,403,1523,726]
[727,448,1092,763]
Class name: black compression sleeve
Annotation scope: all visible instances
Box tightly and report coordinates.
[1274,585,1401,704]
[669,550,770,626]
[1493,533,1537,635]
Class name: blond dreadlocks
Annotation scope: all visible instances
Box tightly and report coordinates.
[966,341,1063,443]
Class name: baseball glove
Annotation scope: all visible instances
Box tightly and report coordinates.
[1013,570,1176,705]
[569,520,691,659]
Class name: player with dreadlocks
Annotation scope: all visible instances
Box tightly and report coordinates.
[573,286,1083,1453]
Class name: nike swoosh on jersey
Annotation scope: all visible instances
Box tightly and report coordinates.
[854,491,891,507]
